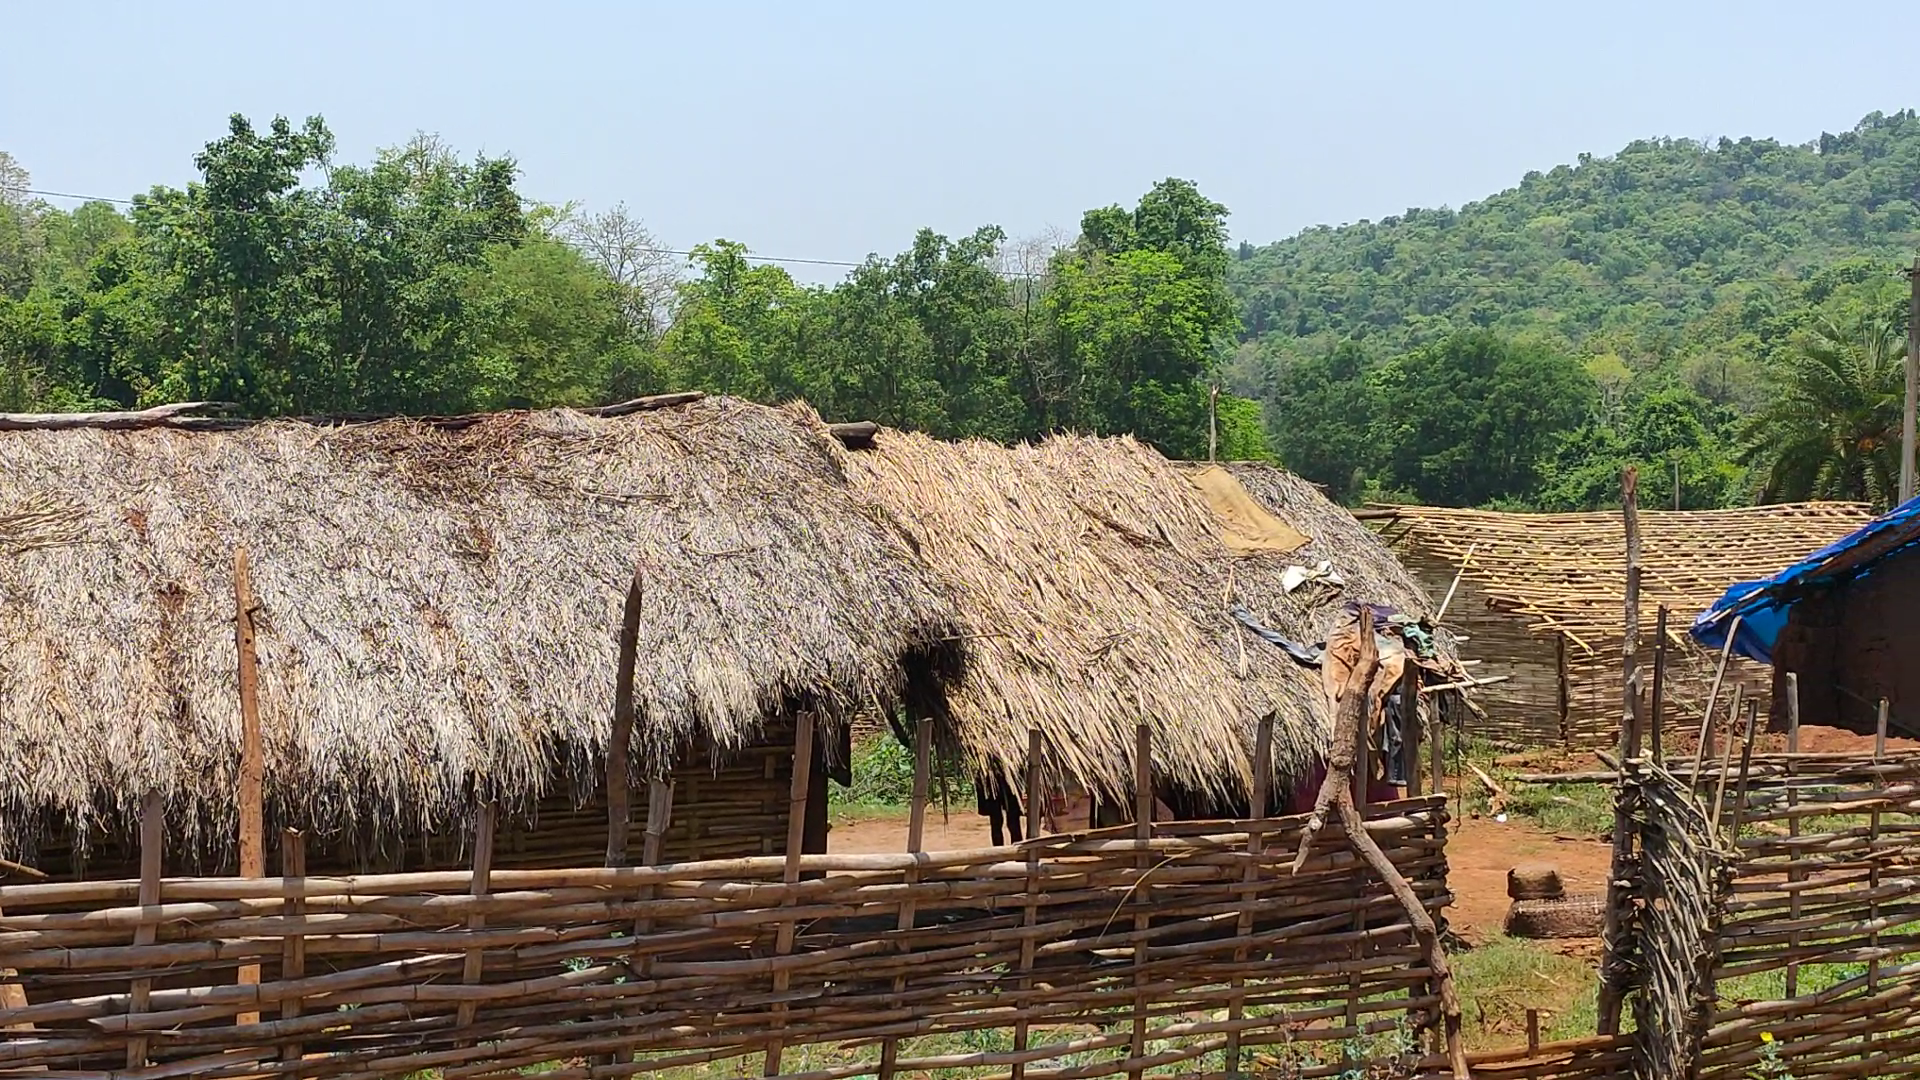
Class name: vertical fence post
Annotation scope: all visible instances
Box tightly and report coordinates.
[1692,617,1742,785]
[1710,685,1744,827]
[1871,700,1889,1002]
[607,568,644,868]
[1012,728,1043,1080]
[1785,673,1804,998]
[279,827,307,1069]
[1599,467,1641,1037]
[1226,714,1274,1076]
[620,777,674,1069]
[1127,723,1153,1080]
[1349,672,1372,1047]
[456,802,495,1037]
[127,790,163,1070]
[1725,701,1760,840]
[234,548,267,1027]
[1402,660,1423,797]
[879,719,931,1080]
[1650,606,1668,763]
[764,712,815,1077]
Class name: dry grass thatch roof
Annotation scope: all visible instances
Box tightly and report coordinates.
[0,397,960,855]
[831,430,1455,805]
[1375,502,1876,655]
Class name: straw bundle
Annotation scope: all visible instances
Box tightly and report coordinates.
[0,397,961,862]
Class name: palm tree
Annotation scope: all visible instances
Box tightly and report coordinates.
[1739,316,1906,507]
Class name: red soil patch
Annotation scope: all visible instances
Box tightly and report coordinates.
[1441,811,1612,944]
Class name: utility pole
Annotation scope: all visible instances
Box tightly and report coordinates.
[1905,256,1920,505]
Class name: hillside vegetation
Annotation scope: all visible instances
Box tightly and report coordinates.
[1230,109,1920,508]
[6,109,1920,510]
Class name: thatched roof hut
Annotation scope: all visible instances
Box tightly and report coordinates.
[830,430,1459,808]
[0,397,961,865]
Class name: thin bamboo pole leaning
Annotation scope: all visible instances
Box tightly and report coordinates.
[764,711,816,1077]
[1434,542,1479,625]
[1692,614,1744,780]
[878,719,931,1080]
[234,547,266,1027]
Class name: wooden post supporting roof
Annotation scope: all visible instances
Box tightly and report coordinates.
[234,548,266,1026]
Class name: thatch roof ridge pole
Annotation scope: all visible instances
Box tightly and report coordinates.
[233,548,266,1027]
[0,400,228,430]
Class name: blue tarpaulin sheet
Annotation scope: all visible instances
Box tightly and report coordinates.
[1691,495,1920,665]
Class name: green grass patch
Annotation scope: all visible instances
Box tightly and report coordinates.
[1449,934,1602,1046]
[830,732,976,814]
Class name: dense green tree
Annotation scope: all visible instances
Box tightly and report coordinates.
[1370,331,1596,506]
[1738,316,1906,506]
[1263,341,1376,502]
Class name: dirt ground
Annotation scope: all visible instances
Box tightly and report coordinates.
[829,798,1612,945]
[1440,811,1611,943]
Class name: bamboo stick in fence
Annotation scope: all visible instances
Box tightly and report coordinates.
[879,719,931,1080]
[1226,714,1274,1077]
[1727,700,1760,840]
[1693,615,1743,780]
[1403,661,1423,797]
[1785,673,1803,999]
[126,790,162,1070]
[1129,722,1154,1080]
[765,711,815,1077]
[455,802,495,1037]
[1651,605,1668,762]
[279,828,306,1069]
[1711,684,1744,820]
[1012,728,1043,1080]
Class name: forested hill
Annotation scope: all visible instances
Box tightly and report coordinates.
[1230,109,1920,362]
[1230,109,1920,512]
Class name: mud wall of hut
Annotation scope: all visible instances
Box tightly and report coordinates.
[1772,555,1920,737]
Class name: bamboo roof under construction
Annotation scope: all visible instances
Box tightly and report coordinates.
[1373,502,1875,656]
[0,396,961,857]
[832,429,1459,805]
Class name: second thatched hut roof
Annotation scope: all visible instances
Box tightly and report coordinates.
[829,425,1457,805]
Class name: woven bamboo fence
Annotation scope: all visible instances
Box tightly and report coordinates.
[1589,738,1920,1080]
[0,793,1456,1080]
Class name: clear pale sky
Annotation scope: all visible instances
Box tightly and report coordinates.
[3,1,1912,278]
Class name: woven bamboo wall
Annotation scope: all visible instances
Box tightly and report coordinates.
[1408,553,1564,747]
[0,799,1451,1080]
[15,722,804,881]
